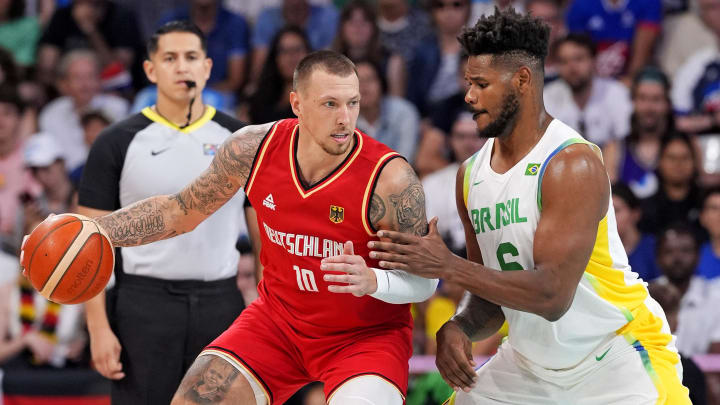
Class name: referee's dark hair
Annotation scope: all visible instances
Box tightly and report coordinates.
[458,7,550,74]
[147,20,208,58]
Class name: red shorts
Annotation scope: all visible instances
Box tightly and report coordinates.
[203,296,412,404]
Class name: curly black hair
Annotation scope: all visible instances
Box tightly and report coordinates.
[459,7,550,70]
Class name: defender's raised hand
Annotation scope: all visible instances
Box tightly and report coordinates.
[368,217,455,279]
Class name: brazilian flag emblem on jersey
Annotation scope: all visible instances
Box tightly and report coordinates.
[525,163,541,176]
[330,205,344,224]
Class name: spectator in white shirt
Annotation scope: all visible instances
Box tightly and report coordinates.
[671,0,720,135]
[356,59,420,163]
[544,33,632,153]
[422,112,485,255]
[38,49,128,171]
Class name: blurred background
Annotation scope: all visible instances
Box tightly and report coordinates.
[1,0,720,404]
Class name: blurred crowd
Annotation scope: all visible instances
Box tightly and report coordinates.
[1,0,720,404]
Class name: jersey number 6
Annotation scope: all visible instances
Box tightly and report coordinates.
[497,242,523,271]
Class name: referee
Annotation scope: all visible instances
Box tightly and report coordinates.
[78,21,246,404]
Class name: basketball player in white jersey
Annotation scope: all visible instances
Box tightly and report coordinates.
[362,8,691,404]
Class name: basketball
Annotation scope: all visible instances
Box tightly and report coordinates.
[20,214,114,305]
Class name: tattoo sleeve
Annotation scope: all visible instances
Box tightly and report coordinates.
[96,196,179,247]
[96,123,271,247]
[387,166,428,236]
[452,292,505,341]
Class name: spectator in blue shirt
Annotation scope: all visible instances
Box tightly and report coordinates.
[698,187,720,279]
[159,0,250,95]
[566,0,661,83]
[613,182,662,281]
[250,0,338,86]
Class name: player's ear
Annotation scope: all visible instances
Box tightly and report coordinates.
[290,91,302,118]
[143,59,157,84]
[515,66,532,94]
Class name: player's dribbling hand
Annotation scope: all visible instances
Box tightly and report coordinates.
[436,321,478,392]
[320,241,378,297]
[20,234,28,277]
[20,214,55,277]
[89,327,125,380]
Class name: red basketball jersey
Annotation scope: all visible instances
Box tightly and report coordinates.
[245,118,412,336]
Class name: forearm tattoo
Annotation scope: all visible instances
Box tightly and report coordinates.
[388,167,428,236]
[97,123,271,247]
[96,197,178,247]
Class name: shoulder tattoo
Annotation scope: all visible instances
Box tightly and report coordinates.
[388,166,428,236]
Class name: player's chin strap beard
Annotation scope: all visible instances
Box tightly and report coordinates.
[180,80,197,129]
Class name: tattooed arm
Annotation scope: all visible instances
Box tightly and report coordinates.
[366,158,438,303]
[96,123,273,247]
[320,157,436,303]
[370,158,428,236]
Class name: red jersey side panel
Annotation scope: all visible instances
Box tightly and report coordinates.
[245,118,412,336]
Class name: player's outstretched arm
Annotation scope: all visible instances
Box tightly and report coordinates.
[96,123,272,247]
[320,158,438,303]
[371,144,608,321]
[445,144,608,321]
[368,159,470,282]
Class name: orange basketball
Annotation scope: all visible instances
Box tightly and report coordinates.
[20,214,114,304]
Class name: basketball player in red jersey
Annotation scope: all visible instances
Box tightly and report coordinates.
[26,51,437,404]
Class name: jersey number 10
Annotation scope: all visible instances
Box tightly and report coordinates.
[293,265,319,292]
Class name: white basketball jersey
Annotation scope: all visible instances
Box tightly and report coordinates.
[463,119,649,369]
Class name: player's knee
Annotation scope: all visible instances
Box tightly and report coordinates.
[171,353,265,405]
[328,375,403,405]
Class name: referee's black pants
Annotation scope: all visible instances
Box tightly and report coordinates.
[108,273,245,405]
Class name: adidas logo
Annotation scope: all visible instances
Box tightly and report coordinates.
[263,194,276,210]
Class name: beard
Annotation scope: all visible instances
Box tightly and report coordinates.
[636,113,664,134]
[476,90,520,138]
[567,75,592,93]
[665,267,694,284]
